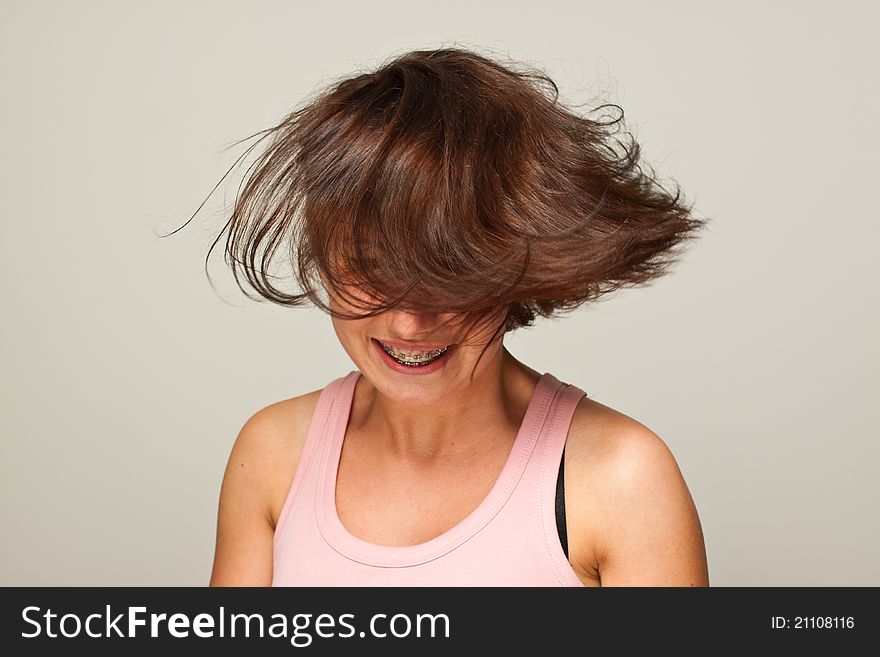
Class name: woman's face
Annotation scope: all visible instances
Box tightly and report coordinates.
[328,283,505,404]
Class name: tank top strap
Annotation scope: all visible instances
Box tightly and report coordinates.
[526,375,588,586]
[535,376,589,473]
[272,372,353,560]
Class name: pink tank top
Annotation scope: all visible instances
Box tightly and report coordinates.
[272,370,587,586]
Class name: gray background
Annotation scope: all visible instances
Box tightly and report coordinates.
[1,0,877,586]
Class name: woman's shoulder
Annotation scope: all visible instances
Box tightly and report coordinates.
[564,395,708,585]
[566,395,674,476]
[229,384,329,530]
[242,386,325,441]
[210,384,332,585]
[565,396,684,515]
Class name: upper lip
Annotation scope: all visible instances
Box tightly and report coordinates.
[374,338,452,350]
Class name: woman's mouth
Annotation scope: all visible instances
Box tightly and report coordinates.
[379,341,448,365]
[371,338,454,374]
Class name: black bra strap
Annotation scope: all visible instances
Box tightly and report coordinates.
[555,444,569,561]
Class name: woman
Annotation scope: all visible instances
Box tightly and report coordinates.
[203,46,710,586]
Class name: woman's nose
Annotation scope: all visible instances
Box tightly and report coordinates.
[387,309,456,337]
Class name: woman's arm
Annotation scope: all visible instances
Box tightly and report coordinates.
[208,410,280,587]
[567,403,709,586]
[593,424,709,586]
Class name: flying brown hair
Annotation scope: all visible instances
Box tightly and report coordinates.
[172,45,709,378]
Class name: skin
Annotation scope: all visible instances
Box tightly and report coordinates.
[210,285,709,586]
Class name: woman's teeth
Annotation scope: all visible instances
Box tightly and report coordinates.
[379,341,448,366]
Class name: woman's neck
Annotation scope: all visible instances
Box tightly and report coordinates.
[349,347,540,463]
